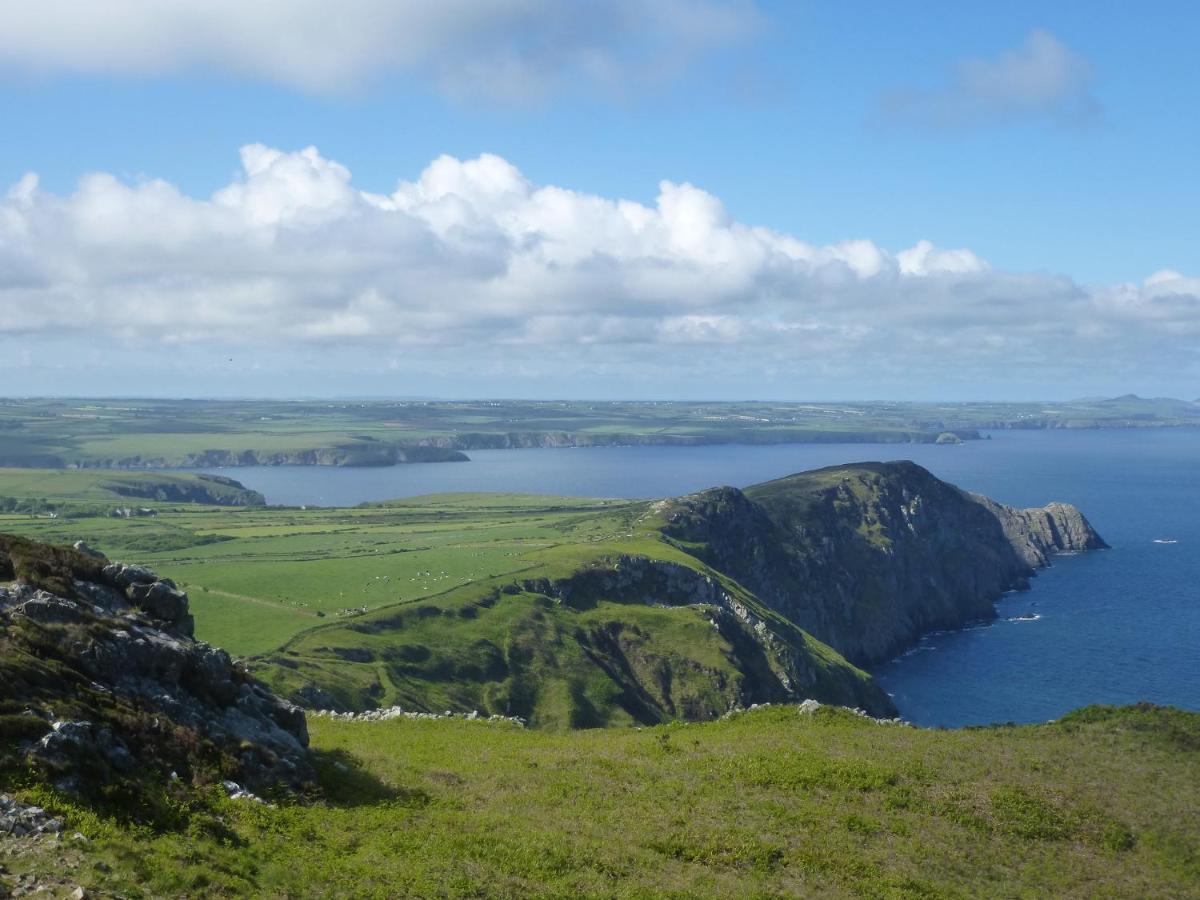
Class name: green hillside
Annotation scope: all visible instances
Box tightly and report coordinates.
[4,704,1198,897]
[0,467,265,512]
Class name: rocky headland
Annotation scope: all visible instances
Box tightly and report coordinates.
[659,461,1106,666]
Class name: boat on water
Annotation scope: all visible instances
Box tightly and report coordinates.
[1152,538,1179,544]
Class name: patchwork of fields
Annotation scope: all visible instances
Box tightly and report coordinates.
[0,482,645,655]
[6,395,1197,469]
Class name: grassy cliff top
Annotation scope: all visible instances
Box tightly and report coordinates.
[0,468,264,509]
[3,702,1197,897]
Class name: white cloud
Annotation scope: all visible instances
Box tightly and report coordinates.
[0,144,1196,393]
[0,0,760,98]
[879,29,1099,129]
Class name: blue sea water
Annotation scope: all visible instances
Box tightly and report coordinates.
[197,429,1199,726]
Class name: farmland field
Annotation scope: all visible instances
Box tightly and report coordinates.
[3,395,1198,469]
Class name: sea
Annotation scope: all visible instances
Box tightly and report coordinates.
[195,428,1199,727]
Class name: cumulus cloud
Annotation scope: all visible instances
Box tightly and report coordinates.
[0,0,760,98]
[879,29,1099,129]
[0,144,1196,393]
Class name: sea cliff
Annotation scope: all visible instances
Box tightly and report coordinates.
[659,461,1106,666]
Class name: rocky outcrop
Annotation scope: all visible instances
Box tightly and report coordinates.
[972,496,1108,567]
[0,537,311,796]
[659,461,1106,667]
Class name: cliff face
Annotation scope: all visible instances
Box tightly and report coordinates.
[418,429,980,451]
[971,496,1108,568]
[0,535,311,799]
[659,462,1106,667]
[101,473,266,506]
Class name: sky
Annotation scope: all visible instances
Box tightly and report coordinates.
[0,0,1196,401]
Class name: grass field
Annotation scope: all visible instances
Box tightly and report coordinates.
[0,488,643,656]
[7,703,1198,897]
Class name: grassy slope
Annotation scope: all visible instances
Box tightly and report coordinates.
[5,704,1198,897]
[0,491,638,655]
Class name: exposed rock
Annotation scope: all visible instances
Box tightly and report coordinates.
[0,793,66,839]
[102,563,159,588]
[126,580,190,629]
[973,496,1109,568]
[99,474,265,506]
[311,705,526,726]
[13,591,90,626]
[0,539,312,795]
[101,563,193,635]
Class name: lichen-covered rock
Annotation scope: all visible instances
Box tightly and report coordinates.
[98,563,194,636]
[0,538,312,796]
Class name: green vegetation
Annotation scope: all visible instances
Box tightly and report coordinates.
[0,467,264,516]
[0,467,890,722]
[0,481,887,723]
[3,704,1197,897]
[0,459,1102,727]
[0,475,1195,896]
[3,394,1197,469]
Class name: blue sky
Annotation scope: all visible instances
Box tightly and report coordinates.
[0,1,1196,399]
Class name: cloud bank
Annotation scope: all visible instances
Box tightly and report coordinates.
[879,29,1099,129]
[1,144,1196,394]
[0,0,759,99]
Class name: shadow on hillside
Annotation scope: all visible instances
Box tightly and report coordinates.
[311,747,430,809]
